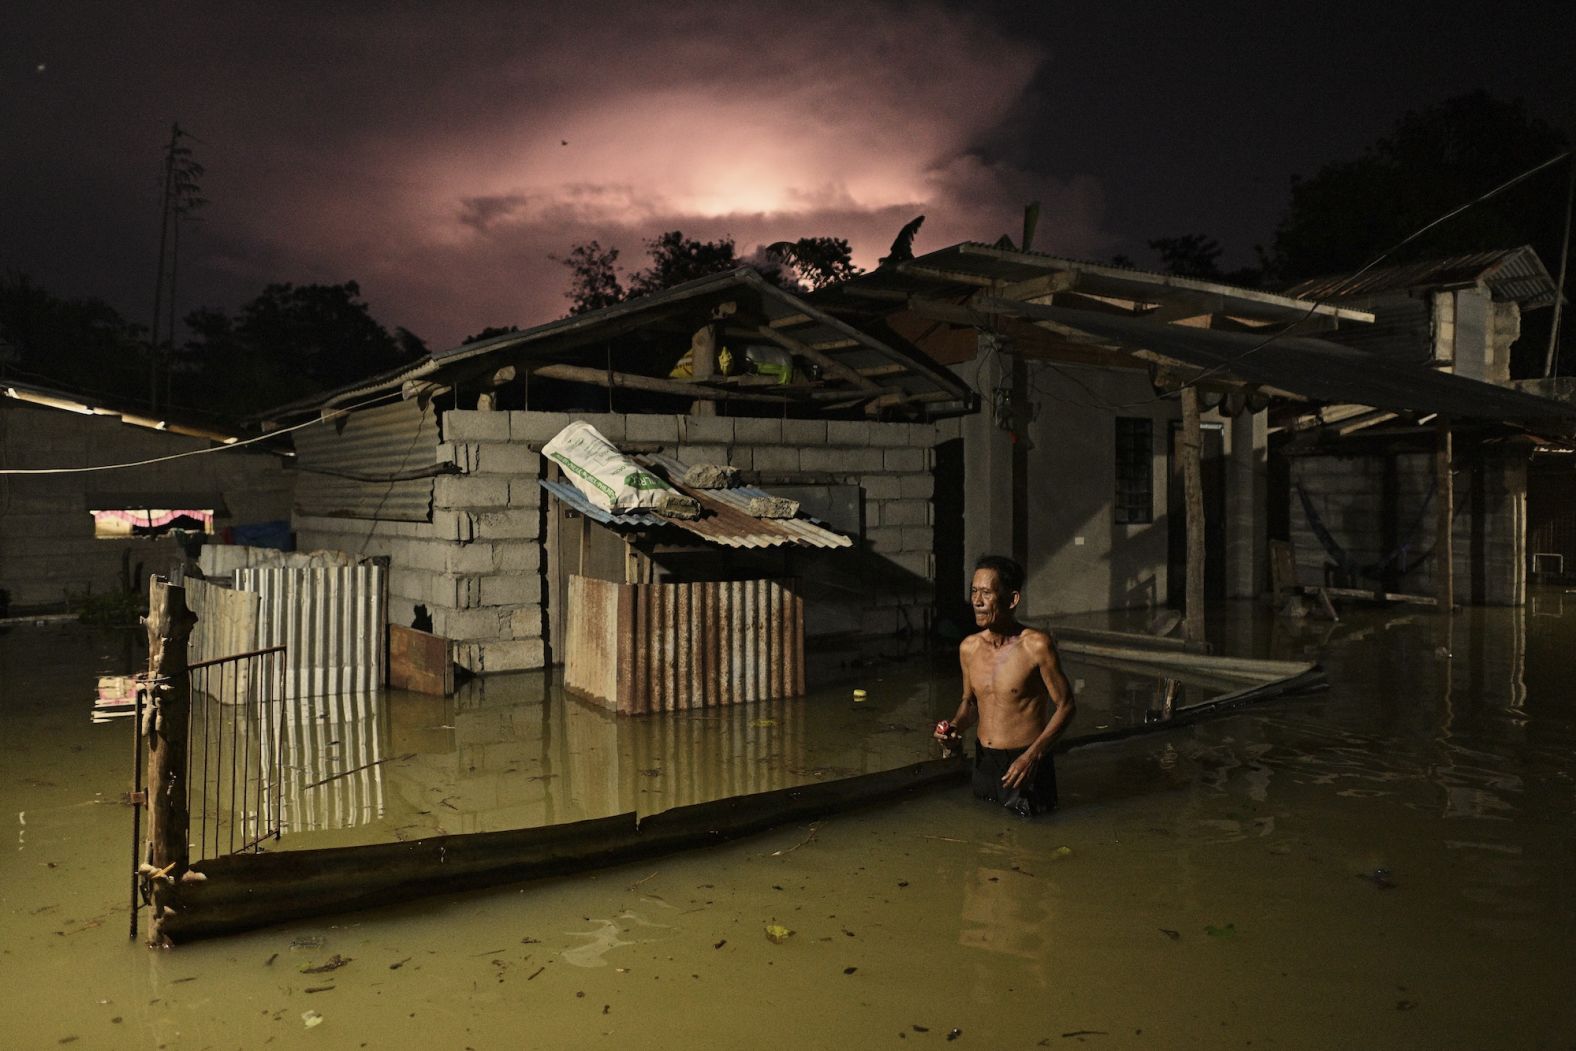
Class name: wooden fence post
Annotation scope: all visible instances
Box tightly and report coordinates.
[145,577,196,946]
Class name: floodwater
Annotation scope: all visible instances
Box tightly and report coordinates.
[2,595,1574,1049]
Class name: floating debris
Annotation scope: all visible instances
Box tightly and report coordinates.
[1204,923,1237,939]
[843,966,858,975]
[301,954,351,974]
[1159,929,1180,941]
[1358,868,1397,890]
[948,1028,963,1041]
[765,924,794,944]
[301,1010,324,1029]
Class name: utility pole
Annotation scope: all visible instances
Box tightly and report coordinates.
[149,123,206,413]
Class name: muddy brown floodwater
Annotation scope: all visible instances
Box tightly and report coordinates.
[2,595,1574,1049]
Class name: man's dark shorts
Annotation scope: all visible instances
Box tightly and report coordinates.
[972,742,1058,817]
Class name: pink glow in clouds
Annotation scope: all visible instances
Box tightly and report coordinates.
[5,2,1113,347]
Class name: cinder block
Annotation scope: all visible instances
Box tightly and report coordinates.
[433,510,477,542]
[781,419,827,444]
[435,441,480,473]
[889,550,933,580]
[578,414,626,441]
[752,446,800,473]
[437,606,508,640]
[447,542,495,574]
[389,567,435,604]
[726,447,754,472]
[867,422,916,447]
[680,416,734,444]
[900,526,932,552]
[826,420,874,446]
[494,542,542,572]
[884,447,925,472]
[865,502,881,528]
[473,443,540,476]
[508,605,545,639]
[474,638,546,671]
[443,409,510,442]
[677,444,730,465]
[866,527,904,553]
[625,414,680,443]
[434,475,510,510]
[732,417,783,444]
[390,538,449,573]
[481,573,542,607]
[881,500,927,526]
[476,510,540,540]
[861,475,901,500]
[513,605,551,636]
[899,474,935,499]
[507,480,543,509]
[509,411,574,442]
[436,575,483,609]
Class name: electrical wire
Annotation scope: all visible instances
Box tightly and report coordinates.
[1146,148,1573,397]
[0,388,406,475]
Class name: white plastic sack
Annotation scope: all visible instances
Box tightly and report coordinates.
[543,421,691,515]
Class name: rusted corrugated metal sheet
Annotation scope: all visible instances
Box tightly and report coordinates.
[1283,246,1559,308]
[565,575,804,715]
[293,398,437,522]
[237,562,386,697]
[540,462,853,549]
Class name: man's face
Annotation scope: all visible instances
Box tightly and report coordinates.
[970,568,1017,627]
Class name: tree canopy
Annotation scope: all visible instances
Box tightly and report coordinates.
[1268,91,1569,283]
[556,230,864,314]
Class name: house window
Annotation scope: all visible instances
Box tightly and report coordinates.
[90,508,214,539]
[1114,418,1153,524]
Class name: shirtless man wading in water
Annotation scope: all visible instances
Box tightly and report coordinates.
[935,555,1075,816]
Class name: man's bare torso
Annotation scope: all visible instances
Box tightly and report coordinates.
[962,627,1055,750]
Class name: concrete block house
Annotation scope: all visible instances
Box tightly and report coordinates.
[269,269,972,674]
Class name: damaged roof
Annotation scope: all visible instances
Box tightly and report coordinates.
[1029,305,1576,425]
[540,452,853,550]
[270,268,973,421]
[1282,246,1560,309]
[814,241,1376,325]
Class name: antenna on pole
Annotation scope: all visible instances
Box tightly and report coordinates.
[148,123,207,413]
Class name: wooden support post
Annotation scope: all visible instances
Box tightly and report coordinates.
[1436,420,1454,613]
[1010,351,1029,571]
[690,324,717,417]
[1181,386,1207,645]
[144,577,196,946]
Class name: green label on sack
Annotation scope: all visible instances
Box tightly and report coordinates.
[624,471,667,491]
[547,451,617,500]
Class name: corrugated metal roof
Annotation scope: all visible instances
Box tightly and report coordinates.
[815,242,1374,324]
[1282,246,1559,308]
[1032,305,1576,425]
[539,455,853,550]
[269,268,973,420]
[293,398,438,521]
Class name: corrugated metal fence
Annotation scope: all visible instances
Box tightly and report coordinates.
[566,575,804,714]
[237,563,386,698]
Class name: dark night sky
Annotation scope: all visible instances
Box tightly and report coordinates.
[3,1,1572,348]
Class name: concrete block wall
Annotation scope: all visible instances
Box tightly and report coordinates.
[297,407,943,673]
[1288,450,1526,605]
[0,401,295,610]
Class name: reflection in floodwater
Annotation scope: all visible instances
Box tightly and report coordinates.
[2,594,1575,1048]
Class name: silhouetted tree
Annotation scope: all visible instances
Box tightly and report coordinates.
[555,241,626,315]
[1268,92,1569,283]
[0,273,152,402]
[763,236,863,290]
[462,325,522,345]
